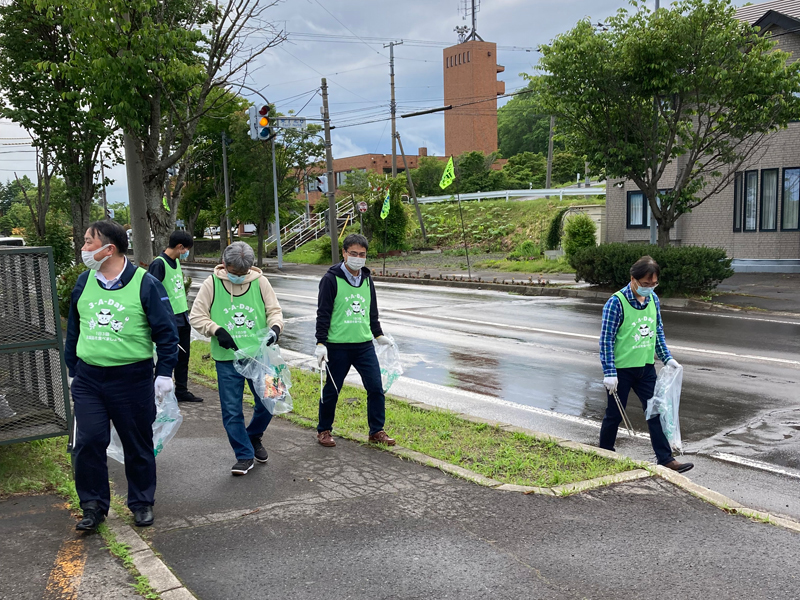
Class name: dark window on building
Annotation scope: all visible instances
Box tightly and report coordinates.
[627,191,647,228]
[467,51,471,62]
[760,168,779,231]
[743,171,758,231]
[782,167,800,230]
[733,172,742,232]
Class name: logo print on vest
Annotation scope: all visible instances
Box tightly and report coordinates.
[97,308,113,326]
[344,293,367,319]
[632,316,656,346]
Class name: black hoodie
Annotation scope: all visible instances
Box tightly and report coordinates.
[316,262,383,345]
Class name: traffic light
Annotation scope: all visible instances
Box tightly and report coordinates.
[248,104,273,140]
[316,174,328,193]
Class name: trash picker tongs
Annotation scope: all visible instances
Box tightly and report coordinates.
[612,390,636,437]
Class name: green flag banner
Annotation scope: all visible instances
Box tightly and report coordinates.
[439,156,455,189]
[380,189,391,220]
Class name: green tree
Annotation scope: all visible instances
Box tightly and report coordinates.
[0,0,113,258]
[455,151,506,194]
[410,156,446,197]
[364,176,408,252]
[551,152,586,186]
[536,0,800,246]
[502,152,547,189]
[497,79,551,157]
[562,212,597,258]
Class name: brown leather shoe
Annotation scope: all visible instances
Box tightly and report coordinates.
[663,460,694,473]
[317,430,336,447]
[368,430,396,446]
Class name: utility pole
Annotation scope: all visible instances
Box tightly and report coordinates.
[384,40,403,178]
[545,115,555,194]
[395,132,427,244]
[271,136,283,269]
[100,160,108,219]
[221,132,232,245]
[650,0,660,244]
[322,78,338,264]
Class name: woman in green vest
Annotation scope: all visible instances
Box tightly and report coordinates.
[189,241,284,476]
[599,255,693,473]
[314,234,395,448]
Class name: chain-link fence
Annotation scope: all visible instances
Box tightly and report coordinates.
[0,246,70,444]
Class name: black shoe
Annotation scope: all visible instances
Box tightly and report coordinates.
[250,437,268,464]
[133,506,154,527]
[231,458,254,476]
[76,508,105,531]
[176,392,203,403]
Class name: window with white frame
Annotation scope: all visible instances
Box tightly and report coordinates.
[743,170,758,231]
[760,169,779,231]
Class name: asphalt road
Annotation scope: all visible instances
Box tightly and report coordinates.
[183,266,800,519]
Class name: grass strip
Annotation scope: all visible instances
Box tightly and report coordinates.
[189,340,634,488]
[0,437,78,508]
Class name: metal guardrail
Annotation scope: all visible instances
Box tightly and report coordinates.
[416,187,607,204]
[0,246,71,445]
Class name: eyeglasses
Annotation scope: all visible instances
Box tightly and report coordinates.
[346,251,367,258]
[637,279,659,288]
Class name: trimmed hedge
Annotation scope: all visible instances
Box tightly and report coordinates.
[569,243,734,296]
[562,213,596,259]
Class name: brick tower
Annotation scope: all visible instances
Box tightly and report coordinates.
[443,39,505,157]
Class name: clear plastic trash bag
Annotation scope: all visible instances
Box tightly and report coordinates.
[107,390,184,464]
[645,362,684,453]
[232,332,292,415]
[373,335,403,393]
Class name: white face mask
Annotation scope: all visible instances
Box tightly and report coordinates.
[82,244,112,270]
[346,255,366,271]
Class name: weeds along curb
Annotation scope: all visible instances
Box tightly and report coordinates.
[104,509,197,600]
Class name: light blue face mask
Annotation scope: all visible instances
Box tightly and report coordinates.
[227,273,246,285]
[637,285,655,297]
[180,250,189,261]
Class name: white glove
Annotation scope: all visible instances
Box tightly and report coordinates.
[667,358,682,369]
[603,377,619,394]
[315,344,328,368]
[154,376,174,398]
[68,376,73,389]
[375,336,393,347]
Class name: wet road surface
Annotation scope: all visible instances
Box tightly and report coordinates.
[185,267,800,511]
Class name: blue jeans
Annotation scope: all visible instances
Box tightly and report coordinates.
[215,360,273,460]
[318,341,385,435]
[72,359,156,513]
[599,363,674,465]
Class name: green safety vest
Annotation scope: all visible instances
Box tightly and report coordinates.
[613,291,657,369]
[76,268,153,367]
[209,276,266,361]
[327,276,373,344]
[156,255,188,315]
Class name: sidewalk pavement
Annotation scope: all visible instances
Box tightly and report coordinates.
[98,379,800,600]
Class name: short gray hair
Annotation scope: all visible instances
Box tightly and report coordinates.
[222,241,254,273]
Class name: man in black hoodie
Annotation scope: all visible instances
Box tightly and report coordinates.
[315,234,395,448]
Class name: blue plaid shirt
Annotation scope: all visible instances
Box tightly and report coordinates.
[599,284,672,377]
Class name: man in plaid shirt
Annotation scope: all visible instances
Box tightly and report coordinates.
[598,255,693,473]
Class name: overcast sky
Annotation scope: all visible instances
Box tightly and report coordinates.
[0,0,750,207]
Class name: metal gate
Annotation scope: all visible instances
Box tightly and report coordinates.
[0,246,71,444]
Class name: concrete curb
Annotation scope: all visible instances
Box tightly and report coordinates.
[105,509,197,599]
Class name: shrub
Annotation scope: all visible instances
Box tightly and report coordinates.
[507,240,541,261]
[569,243,734,296]
[56,263,88,318]
[562,213,596,258]
[545,207,569,250]
[25,221,75,276]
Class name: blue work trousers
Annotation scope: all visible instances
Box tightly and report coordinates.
[318,341,385,435]
[72,359,156,514]
[599,363,673,465]
[214,360,273,460]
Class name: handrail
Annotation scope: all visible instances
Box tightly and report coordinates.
[417,187,606,204]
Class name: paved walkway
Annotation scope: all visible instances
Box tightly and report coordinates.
[102,380,800,600]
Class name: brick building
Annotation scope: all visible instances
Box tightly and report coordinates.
[299,147,432,205]
[605,0,800,270]
[443,40,505,157]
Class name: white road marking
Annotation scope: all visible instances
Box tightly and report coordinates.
[662,309,800,326]
[390,310,800,368]
[710,453,800,480]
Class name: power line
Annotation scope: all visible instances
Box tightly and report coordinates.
[279,46,377,103]
[310,0,387,58]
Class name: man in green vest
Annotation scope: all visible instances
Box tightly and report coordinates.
[65,221,179,530]
[148,230,202,403]
[315,233,395,448]
[189,241,284,476]
[599,255,693,473]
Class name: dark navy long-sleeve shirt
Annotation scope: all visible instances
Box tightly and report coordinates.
[65,259,179,378]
